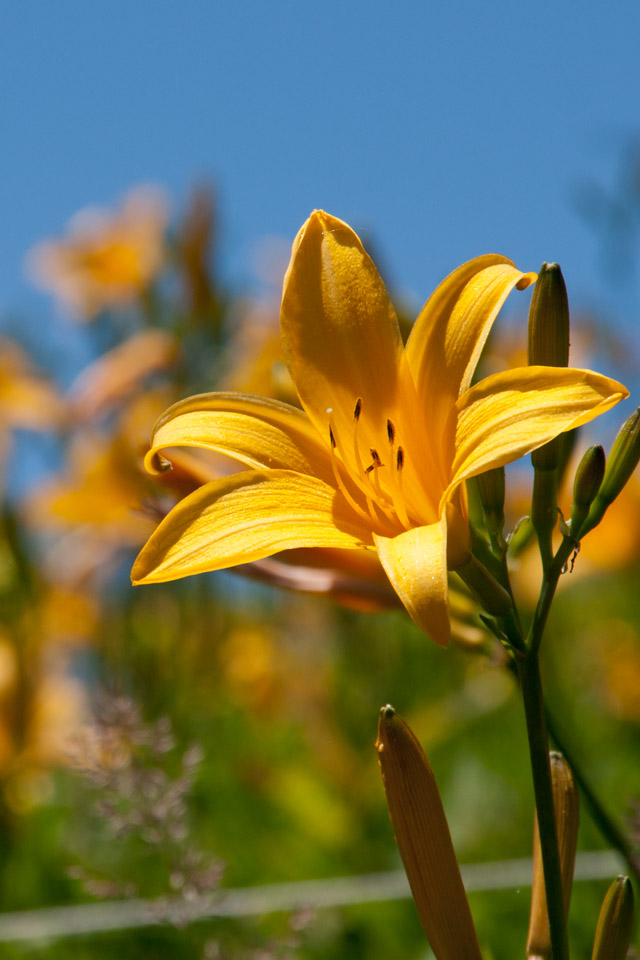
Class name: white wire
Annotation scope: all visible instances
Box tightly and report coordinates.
[0,850,624,944]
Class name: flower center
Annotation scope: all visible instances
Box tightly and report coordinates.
[327,398,413,535]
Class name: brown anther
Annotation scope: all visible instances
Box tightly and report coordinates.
[353,398,362,421]
[386,419,395,444]
[370,448,382,466]
[329,426,336,448]
[396,447,404,470]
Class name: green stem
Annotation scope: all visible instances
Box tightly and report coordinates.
[531,466,558,572]
[517,653,569,960]
[527,536,576,657]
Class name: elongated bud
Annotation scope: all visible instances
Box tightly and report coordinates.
[570,445,606,538]
[376,706,482,960]
[529,263,570,473]
[528,263,570,369]
[590,875,634,960]
[476,467,506,541]
[526,752,579,959]
[580,408,640,537]
[573,445,606,508]
[598,407,640,503]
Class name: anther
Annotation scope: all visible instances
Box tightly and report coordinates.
[328,423,372,525]
[343,398,398,532]
[386,419,395,444]
[397,447,404,470]
[352,399,367,479]
[366,448,386,500]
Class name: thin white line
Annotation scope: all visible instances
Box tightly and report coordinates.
[0,850,624,943]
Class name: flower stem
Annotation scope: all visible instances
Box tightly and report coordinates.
[527,535,577,657]
[517,652,570,960]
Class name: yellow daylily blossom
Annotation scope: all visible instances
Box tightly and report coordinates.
[27,187,167,319]
[132,211,628,645]
[67,329,178,423]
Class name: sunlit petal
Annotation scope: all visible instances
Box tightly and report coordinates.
[281,212,410,465]
[447,366,629,493]
[406,257,535,472]
[281,210,439,518]
[132,469,374,584]
[144,391,335,485]
[373,518,450,646]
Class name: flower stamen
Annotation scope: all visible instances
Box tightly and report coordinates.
[387,430,411,529]
[328,424,374,525]
[364,447,400,528]
[350,397,388,520]
[328,410,398,535]
[367,448,384,498]
[352,397,368,478]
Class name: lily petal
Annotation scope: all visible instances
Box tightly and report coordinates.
[143,391,335,484]
[373,518,450,646]
[280,211,411,473]
[447,366,629,494]
[132,469,373,584]
[234,550,400,613]
[406,257,535,473]
[281,210,440,516]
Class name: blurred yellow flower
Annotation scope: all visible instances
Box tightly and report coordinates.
[23,430,157,587]
[0,338,63,431]
[67,329,178,424]
[0,338,64,491]
[133,211,627,646]
[27,187,168,319]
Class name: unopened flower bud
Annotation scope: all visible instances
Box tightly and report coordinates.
[573,445,606,507]
[580,408,640,537]
[528,263,570,369]
[527,752,579,959]
[591,875,634,960]
[529,264,570,474]
[570,445,606,538]
[600,408,640,499]
[376,706,482,960]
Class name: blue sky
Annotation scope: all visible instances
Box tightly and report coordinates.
[2,1,640,339]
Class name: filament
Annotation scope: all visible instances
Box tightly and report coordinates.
[328,426,373,525]
[367,448,384,499]
[387,432,411,529]
[328,415,398,535]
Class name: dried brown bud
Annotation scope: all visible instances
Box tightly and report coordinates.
[376,706,482,960]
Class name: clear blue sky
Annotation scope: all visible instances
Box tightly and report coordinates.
[2,1,640,335]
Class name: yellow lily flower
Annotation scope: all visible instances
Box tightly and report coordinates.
[132,211,628,645]
[27,187,167,319]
